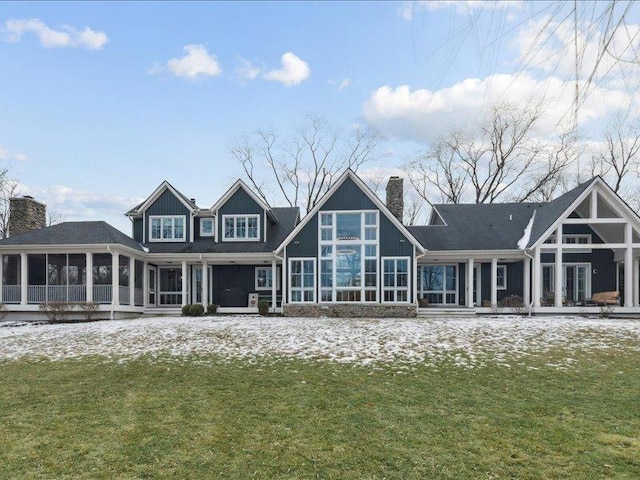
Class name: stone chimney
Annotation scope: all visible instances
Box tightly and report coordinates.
[385,176,404,223]
[8,196,46,237]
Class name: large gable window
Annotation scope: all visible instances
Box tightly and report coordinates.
[223,215,259,241]
[150,216,185,242]
[318,211,379,302]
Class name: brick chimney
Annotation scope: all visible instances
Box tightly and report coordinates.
[385,176,404,223]
[8,196,46,237]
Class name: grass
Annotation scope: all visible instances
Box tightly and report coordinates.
[0,347,639,479]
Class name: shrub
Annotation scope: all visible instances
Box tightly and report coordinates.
[39,302,73,322]
[77,302,100,322]
[182,304,191,316]
[189,304,204,317]
[258,299,269,316]
[497,295,525,314]
[206,304,218,315]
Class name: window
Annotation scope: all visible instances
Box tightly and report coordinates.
[544,234,592,253]
[496,265,507,290]
[256,267,280,290]
[418,264,457,305]
[318,211,379,302]
[200,218,214,237]
[382,257,410,303]
[289,259,315,302]
[149,216,185,242]
[222,215,260,241]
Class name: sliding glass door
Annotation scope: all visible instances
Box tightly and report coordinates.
[418,265,457,305]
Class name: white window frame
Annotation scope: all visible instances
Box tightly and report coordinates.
[541,262,592,303]
[149,215,186,242]
[222,214,260,242]
[200,218,215,238]
[255,267,280,291]
[418,264,459,305]
[496,265,507,290]
[318,210,379,303]
[382,256,411,303]
[289,258,316,303]
[543,234,592,253]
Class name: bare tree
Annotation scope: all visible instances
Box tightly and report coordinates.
[0,173,18,238]
[405,102,572,205]
[589,120,640,194]
[230,115,379,212]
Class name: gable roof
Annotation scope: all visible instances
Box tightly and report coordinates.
[275,170,425,254]
[409,202,537,251]
[210,179,277,222]
[125,181,197,217]
[0,221,145,252]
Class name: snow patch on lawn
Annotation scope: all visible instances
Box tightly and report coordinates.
[0,315,639,368]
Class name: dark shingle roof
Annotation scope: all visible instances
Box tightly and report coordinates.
[142,207,299,254]
[408,178,596,251]
[0,221,145,251]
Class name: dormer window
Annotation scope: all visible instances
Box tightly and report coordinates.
[200,218,214,237]
[150,216,185,242]
[223,214,260,241]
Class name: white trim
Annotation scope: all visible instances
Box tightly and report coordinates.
[149,215,187,242]
[288,257,316,303]
[199,218,215,237]
[130,181,196,217]
[540,262,592,304]
[275,170,425,255]
[381,256,411,303]
[417,263,458,306]
[221,214,261,242]
[543,234,592,253]
[211,179,271,215]
[255,266,280,291]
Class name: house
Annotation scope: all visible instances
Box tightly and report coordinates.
[0,170,639,320]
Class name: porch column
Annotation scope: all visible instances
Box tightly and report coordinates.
[466,258,474,308]
[633,258,639,307]
[181,260,188,307]
[554,227,563,307]
[491,258,498,307]
[202,259,208,309]
[111,251,119,306]
[86,253,93,303]
[624,223,633,307]
[20,252,28,305]
[271,259,277,312]
[129,256,135,307]
[533,247,541,308]
[523,257,531,307]
[142,261,148,309]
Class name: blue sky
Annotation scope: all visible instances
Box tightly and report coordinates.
[1,1,639,233]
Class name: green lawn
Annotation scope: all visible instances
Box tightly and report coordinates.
[1,348,639,479]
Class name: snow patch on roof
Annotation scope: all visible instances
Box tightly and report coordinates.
[517,210,536,250]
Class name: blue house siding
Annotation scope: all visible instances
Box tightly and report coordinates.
[193,217,216,242]
[210,264,281,307]
[217,188,265,241]
[144,189,192,243]
[132,218,143,243]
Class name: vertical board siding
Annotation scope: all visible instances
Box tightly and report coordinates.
[217,188,265,241]
[144,189,191,243]
[210,264,280,307]
[132,218,143,242]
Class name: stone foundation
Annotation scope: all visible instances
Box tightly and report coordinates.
[283,303,417,318]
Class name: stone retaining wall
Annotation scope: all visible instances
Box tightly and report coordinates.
[283,303,417,318]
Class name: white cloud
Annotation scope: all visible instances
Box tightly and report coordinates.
[339,78,350,90]
[13,153,28,161]
[363,73,630,143]
[3,18,108,50]
[0,145,7,159]
[0,144,28,161]
[235,57,261,82]
[164,44,222,79]
[399,1,522,20]
[264,52,310,86]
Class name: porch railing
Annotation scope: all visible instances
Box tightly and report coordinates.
[119,286,130,305]
[93,285,112,304]
[2,285,21,304]
[27,285,88,304]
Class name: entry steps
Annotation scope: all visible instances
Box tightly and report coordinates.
[417,307,476,317]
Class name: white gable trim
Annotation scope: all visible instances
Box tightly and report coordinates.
[274,170,425,254]
[529,177,640,249]
[129,181,196,217]
[211,179,271,215]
